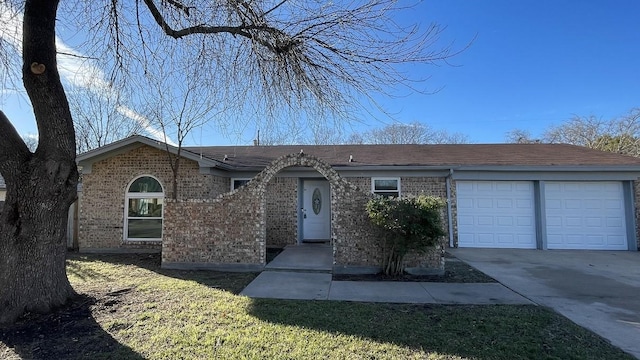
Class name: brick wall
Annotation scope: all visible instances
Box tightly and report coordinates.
[163,186,265,266]
[266,177,298,247]
[78,145,229,251]
[162,153,446,272]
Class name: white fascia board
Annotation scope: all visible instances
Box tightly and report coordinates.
[453,170,640,181]
[454,165,640,172]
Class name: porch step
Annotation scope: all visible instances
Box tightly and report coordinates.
[264,244,333,273]
[263,267,332,274]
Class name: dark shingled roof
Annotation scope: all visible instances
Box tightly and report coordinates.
[183,143,640,169]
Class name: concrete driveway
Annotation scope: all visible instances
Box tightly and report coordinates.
[449,248,640,359]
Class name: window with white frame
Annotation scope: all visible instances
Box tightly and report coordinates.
[231,178,251,191]
[371,177,401,198]
[125,176,164,241]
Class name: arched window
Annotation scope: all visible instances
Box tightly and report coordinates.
[125,176,164,241]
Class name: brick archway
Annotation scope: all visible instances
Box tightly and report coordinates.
[249,153,353,248]
[250,152,347,193]
[163,152,387,272]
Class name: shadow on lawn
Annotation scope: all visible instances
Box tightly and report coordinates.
[247,300,634,360]
[67,252,257,294]
[0,294,145,360]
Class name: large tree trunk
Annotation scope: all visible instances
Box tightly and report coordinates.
[0,0,78,324]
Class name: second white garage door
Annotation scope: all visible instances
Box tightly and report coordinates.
[545,182,627,250]
[457,181,537,249]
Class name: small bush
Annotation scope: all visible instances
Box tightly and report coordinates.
[366,195,446,275]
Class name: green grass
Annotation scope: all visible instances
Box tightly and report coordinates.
[0,253,633,360]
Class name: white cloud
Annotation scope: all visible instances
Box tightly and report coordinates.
[116,106,177,146]
[0,3,174,145]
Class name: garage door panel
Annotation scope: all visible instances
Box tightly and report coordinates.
[516,199,532,208]
[495,182,513,191]
[457,181,536,248]
[565,199,581,209]
[606,235,625,246]
[457,198,473,209]
[584,200,601,209]
[545,181,627,250]
[458,215,474,226]
[546,216,561,227]
[584,217,602,227]
[497,234,514,244]
[546,199,561,209]
[606,217,623,227]
[605,199,623,209]
[566,217,582,227]
[516,216,532,226]
[517,234,536,245]
[477,233,495,245]
[586,235,605,246]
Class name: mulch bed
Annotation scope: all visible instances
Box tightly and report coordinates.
[332,254,496,283]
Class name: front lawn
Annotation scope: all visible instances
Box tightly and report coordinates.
[0,253,633,360]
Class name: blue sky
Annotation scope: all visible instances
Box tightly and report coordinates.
[388,0,640,142]
[2,0,639,145]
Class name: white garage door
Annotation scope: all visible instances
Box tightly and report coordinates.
[457,181,536,248]
[545,182,627,250]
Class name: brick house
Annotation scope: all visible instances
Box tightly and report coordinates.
[76,136,640,273]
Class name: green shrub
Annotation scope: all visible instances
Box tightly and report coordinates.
[366,195,446,275]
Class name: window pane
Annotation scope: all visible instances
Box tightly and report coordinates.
[128,219,162,239]
[374,179,398,191]
[129,176,163,193]
[128,198,163,217]
[233,179,250,190]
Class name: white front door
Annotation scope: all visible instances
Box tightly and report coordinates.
[302,180,331,241]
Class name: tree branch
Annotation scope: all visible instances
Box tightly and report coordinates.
[141,0,294,54]
[162,0,192,16]
[143,0,254,39]
[0,111,31,170]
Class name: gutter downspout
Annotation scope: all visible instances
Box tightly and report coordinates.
[446,168,455,248]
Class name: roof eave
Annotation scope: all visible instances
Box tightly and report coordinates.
[77,135,230,173]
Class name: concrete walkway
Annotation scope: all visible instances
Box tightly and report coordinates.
[241,245,531,305]
[240,271,532,304]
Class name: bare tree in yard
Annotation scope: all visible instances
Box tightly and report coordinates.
[140,54,225,199]
[505,108,640,156]
[347,121,468,144]
[504,128,537,143]
[70,89,142,153]
[545,109,640,156]
[0,0,459,323]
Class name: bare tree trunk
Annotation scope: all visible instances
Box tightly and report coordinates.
[0,175,76,323]
[0,0,78,324]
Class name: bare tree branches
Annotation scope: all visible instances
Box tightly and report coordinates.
[346,121,468,144]
[59,0,462,145]
[506,108,640,156]
[69,88,142,153]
